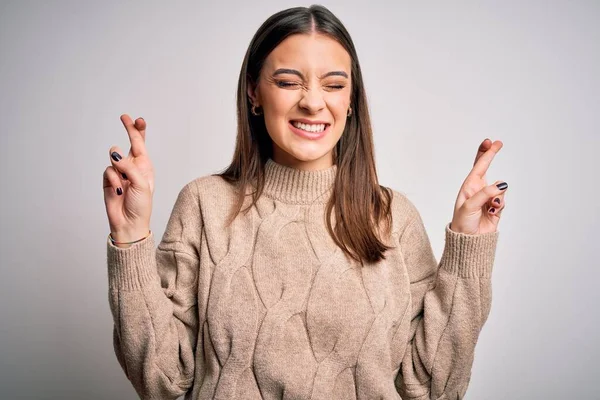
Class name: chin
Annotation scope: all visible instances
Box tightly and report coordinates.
[278,144,334,164]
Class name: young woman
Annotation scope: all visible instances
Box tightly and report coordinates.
[103,5,507,399]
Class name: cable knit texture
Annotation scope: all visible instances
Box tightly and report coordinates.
[106,157,499,400]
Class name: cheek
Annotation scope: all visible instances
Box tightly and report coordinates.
[328,93,351,117]
[265,96,298,131]
[262,95,295,142]
[264,88,296,112]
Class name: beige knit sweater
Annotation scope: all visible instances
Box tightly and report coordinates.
[106,158,499,400]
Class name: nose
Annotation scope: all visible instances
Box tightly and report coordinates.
[298,85,325,114]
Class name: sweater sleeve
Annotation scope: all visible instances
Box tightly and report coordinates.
[395,208,499,400]
[106,181,202,400]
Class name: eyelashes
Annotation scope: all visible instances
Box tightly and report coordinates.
[276,81,298,88]
[275,80,346,90]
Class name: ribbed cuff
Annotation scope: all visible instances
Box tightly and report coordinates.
[439,223,499,278]
[106,231,159,290]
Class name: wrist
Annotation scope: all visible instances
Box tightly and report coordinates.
[109,228,151,248]
[449,220,474,235]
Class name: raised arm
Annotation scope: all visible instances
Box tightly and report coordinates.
[107,181,202,399]
[395,208,499,399]
[102,115,203,398]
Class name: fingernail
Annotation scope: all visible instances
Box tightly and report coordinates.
[489,207,496,213]
[116,187,123,195]
[111,152,122,162]
[496,182,508,190]
[121,172,128,180]
[494,198,500,204]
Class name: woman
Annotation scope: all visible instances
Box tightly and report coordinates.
[103,5,507,400]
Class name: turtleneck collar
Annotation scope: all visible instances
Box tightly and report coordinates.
[261,158,337,205]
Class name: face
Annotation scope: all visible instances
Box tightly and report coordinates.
[248,33,352,171]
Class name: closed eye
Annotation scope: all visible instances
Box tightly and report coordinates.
[276,81,346,90]
[276,81,300,88]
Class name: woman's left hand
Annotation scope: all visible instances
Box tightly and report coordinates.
[449,138,508,235]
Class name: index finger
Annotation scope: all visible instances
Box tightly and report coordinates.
[120,114,147,157]
[473,138,492,166]
[134,117,146,141]
[470,139,503,178]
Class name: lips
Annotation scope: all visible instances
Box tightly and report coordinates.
[290,120,328,132]
[288,120,331,140]
[290,119,330,125]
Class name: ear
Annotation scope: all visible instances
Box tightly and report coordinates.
[247,74,260,106]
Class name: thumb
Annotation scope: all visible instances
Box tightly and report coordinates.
[464,181,508,211]
[109,146,148,191]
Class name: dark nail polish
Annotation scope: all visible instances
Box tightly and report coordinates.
[116,187,123,195]
[111,152,122,162]
[489,207,496,213]
[494,198,500,204]
[496,182,508,190]
[121,172,128,180]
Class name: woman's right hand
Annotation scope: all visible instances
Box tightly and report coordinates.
[103,114,154,246]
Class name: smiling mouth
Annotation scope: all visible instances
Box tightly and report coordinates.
[289,120,330,133]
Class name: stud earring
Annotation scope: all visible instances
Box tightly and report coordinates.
[347,106,352,117]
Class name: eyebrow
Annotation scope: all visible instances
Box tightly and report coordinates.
[272,68,348,79]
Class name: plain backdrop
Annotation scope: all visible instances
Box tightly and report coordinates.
[0,1,598,399]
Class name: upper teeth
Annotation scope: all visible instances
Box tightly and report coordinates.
[292,121,326,133]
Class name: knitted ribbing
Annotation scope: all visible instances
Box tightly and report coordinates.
[261,158,337,204]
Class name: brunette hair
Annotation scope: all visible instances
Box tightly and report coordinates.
[216,4,394,264]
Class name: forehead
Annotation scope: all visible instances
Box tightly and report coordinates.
[264,33,351,74]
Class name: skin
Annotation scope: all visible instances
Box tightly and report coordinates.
[103,38,508,242]
[449,138,508,234]
[103,115,153,247]
[247,33,352,171]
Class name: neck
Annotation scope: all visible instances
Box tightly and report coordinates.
[271,148,334,171]
[261,157,337,205]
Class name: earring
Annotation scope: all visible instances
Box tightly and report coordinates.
[347,106,352,117]
[251,104,262,116]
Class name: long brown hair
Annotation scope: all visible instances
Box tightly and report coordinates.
[216,4,394,265]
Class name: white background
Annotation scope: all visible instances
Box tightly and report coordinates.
[0,1,597,398]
